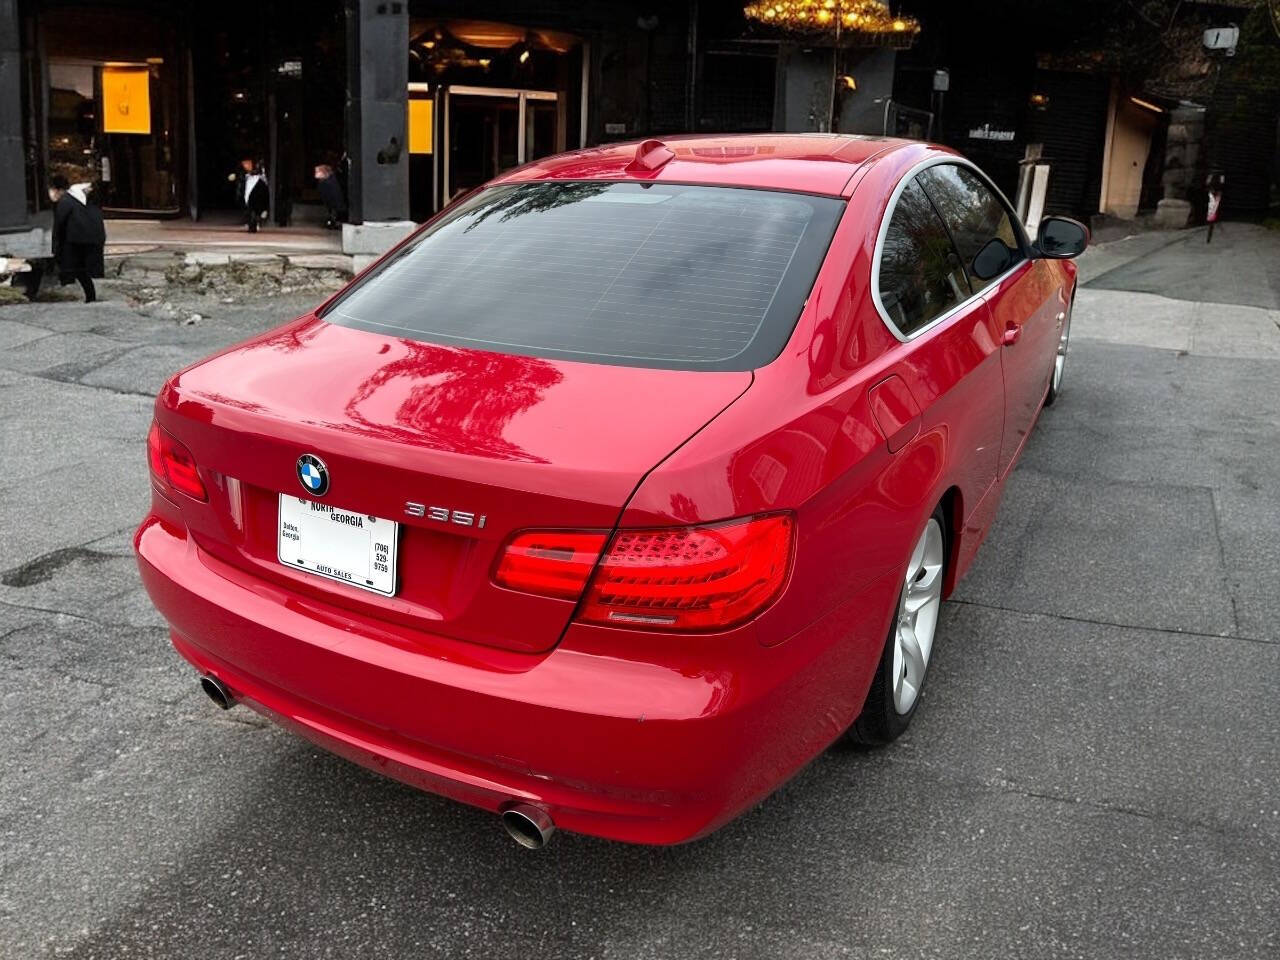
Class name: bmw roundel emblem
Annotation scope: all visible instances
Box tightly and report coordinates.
[296,454,329,497]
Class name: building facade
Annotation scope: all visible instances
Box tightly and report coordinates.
[890,0,1278,225]
[2,0,1274,259]
[0,0,915,247]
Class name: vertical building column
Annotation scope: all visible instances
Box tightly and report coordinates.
[1155,104,1204,228]
[345,0,409,225]
[0,0,29,230]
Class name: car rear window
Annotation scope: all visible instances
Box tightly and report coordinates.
[322,181,845,371]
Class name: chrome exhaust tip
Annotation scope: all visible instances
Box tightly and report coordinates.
[501,804,555,849]
[199,673,236,710]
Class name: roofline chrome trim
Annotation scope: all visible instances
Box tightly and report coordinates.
[870,154,1031,344]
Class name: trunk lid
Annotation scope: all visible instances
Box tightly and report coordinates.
[156,317,751,653]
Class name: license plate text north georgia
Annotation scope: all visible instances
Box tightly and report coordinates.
[277,495,398,596]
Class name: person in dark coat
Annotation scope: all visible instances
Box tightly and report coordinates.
[314,164,347,229]
[232,158,270,232]
[48,174,106,303]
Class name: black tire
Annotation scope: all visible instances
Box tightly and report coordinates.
[848,506,948,747]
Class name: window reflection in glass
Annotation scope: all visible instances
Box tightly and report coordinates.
[918,164,1025,293]
[878,179,969,336]
[48,63,98,186]
[47,60,177,213]
[325,181,845,371]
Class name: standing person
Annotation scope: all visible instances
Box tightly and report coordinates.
[231,158,270,232]
[1205,171,1224,244]
[314,164,347,229]
[48,174,106,303]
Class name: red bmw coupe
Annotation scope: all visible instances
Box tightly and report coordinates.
[136,135,1087,847]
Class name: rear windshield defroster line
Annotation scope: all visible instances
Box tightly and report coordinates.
[321,181,846,372]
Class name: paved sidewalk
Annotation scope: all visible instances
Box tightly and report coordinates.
[1081,222,1280,309]
[1073,287,1280,359]
[1073,227,1191,286]
[105,216,343,257]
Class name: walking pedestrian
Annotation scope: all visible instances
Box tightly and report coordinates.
[314,164,347,229]
[48,174,106,303]
[1205,171,1224,244]
[231,158,270,233]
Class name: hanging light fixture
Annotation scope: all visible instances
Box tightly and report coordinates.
[745,1,919,132]
[743,0,920,47]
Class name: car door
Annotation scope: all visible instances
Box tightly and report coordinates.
[916,162,1059,476]
[873,175,1005,509]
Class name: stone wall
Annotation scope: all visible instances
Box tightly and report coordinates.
[1155,104,1204,228]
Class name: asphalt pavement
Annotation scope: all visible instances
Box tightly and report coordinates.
[1,224,1277,959]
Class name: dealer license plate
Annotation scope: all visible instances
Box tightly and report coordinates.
[277,495,398,596]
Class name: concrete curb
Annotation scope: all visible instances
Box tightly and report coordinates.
[105,250,355,284]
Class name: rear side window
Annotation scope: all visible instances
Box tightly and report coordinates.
[876,179,970,337]
[917,163,1025,292]
[323,181,845,371]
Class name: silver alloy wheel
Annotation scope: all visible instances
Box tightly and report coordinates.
[892,518,945,715]
[1052,306,1072,394]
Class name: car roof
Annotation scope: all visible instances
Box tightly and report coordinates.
[493,133,922,197]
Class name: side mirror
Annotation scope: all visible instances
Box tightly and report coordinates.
[970,237,1014,280]
[1036,216,1089,259]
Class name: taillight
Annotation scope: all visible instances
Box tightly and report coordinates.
[494,530,608,599]
[580,515,794,631]
[146,421,166,481]
[493,515,794,633]
[146,420,208,501]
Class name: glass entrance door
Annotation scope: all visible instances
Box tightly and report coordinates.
[47,59,180,214]
[441,87,560,211]
[524,93,559,163]
[446,92,519,201]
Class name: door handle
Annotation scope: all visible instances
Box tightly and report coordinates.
[1002,321,1022,346]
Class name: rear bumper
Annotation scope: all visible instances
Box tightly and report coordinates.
[135,515,895,844]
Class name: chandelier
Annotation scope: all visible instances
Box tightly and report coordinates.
[744,0,920,47]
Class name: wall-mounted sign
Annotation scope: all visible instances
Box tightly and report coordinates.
[969,124,1015,142]
[101,66,151,135]
[408,99,433,154]
[605,122,628,135]
[1203,25,1239,55]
